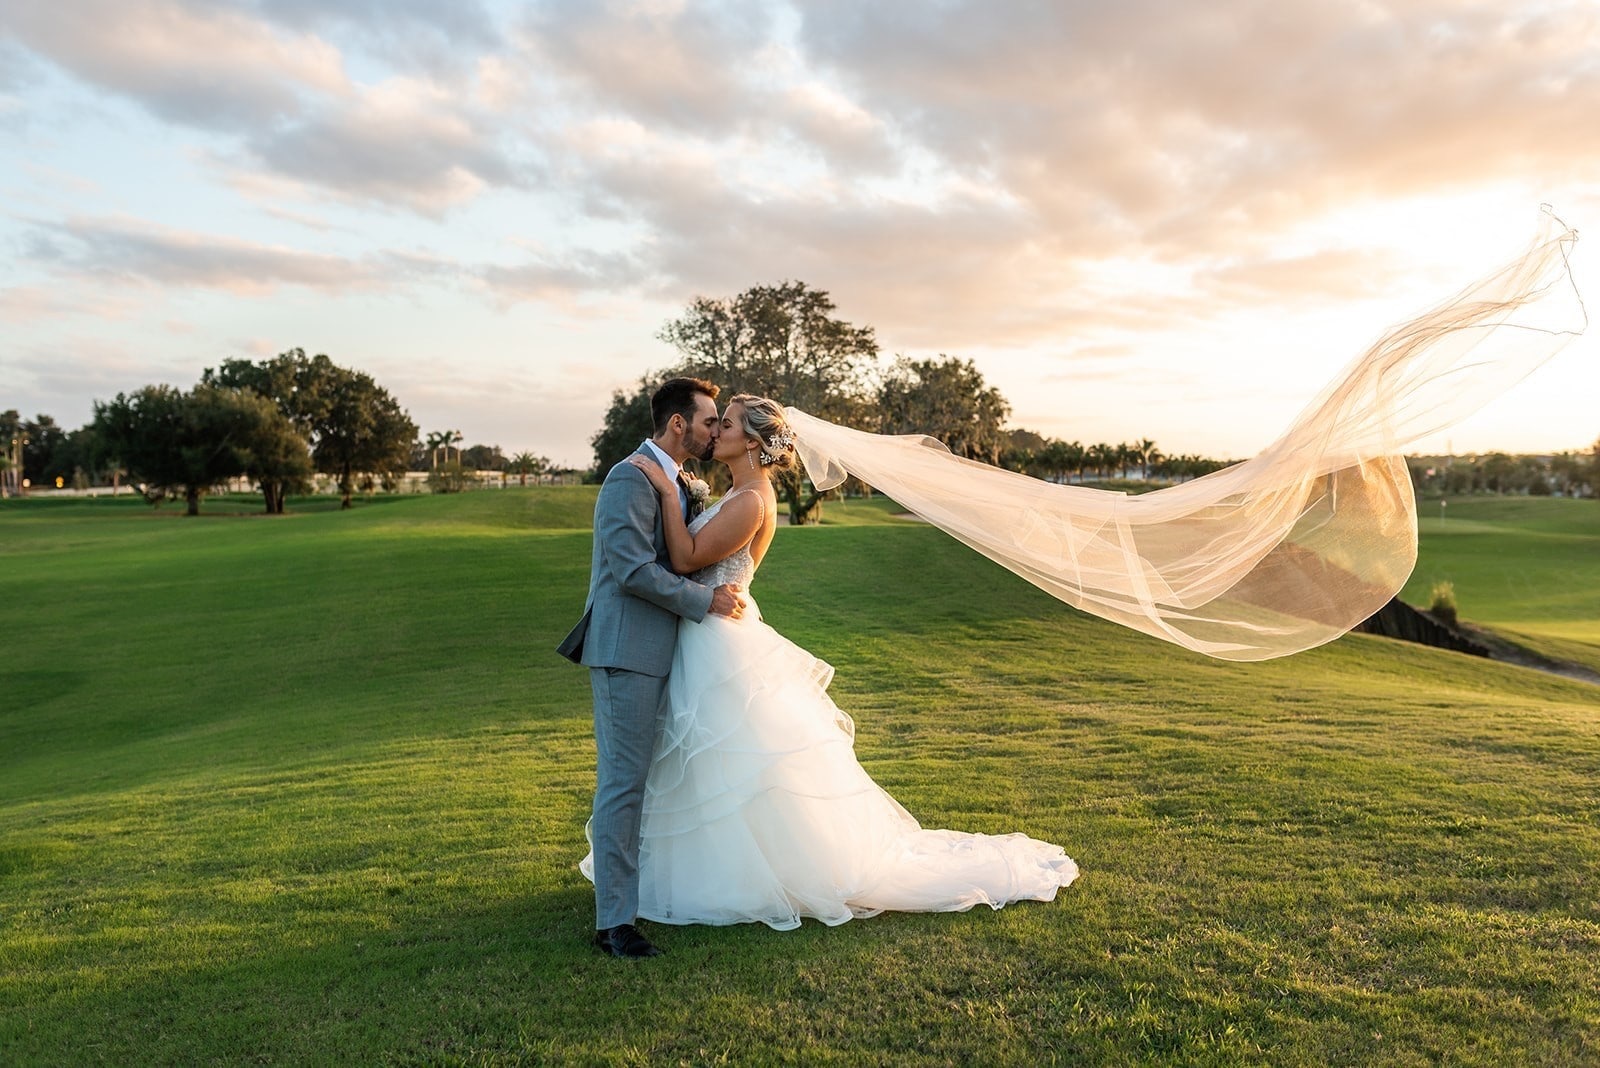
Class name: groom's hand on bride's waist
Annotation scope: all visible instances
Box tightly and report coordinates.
[710,584,746,619]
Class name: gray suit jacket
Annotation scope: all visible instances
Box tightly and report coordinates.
[557,445,714,677]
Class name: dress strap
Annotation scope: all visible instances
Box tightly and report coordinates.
[720,486,766,524]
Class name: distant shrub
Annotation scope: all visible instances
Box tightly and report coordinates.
[1429,581,1458,626]
[427,461,479,494]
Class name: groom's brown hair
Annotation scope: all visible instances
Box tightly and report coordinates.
[651,376,720,434]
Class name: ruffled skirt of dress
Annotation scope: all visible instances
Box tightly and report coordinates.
[581,593,1078,930]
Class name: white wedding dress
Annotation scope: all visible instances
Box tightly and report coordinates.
[581,492,1078,930]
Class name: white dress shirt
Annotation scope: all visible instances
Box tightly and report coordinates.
[641,439,681,484]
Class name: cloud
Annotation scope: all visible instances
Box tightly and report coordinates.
[792,0,1600,255]
[251,0,503,69]
[477,249,652,305]
[523,0,775,135]
[1200,248,1412,304]
[27,216,407,294]
[778,80,898,174]
[2,0,346,129]
[6,336,203,418]
[366,356,624,467]
[4,0,527,216]
[0,39,35,91]
[0,284,141,324]
[474,0,1600,355]
[244,75,525,216]
[259,204,355,234]
[7,0,1598,462]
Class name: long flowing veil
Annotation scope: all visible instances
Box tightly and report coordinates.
[786,210,1586,662]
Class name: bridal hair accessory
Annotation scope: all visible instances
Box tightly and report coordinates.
[759,427,795,466]
[784,208,1585,662]
[686,477,711,505]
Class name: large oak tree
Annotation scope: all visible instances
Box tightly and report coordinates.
[92,385,299,515]
[655,281,880,523]
[204,350,415,511]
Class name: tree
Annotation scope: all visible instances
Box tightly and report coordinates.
[235,395,314,512]
[205,350,414,511]
[1480,452,1516,494]
[1114,442,1133,480]
[461,443,504,471]
[1132,438,1160,480]
[509,451,549,486]
[1143,445,1165,481]
[203,350,329,513]
[424,430,451,468]
[1548,451,1585,497]
[588,379,657,484]
[1038,439,1084,484]
[1,409,20,497]
[312,369,417,509]
[40,425,103,487]
[657,281,879,523]
[876,356,1012,466]
[426,460,477,494]
[1087,443,1115,480]
[92,385,274,515]
[203,350,335,438]
[20,415,65,487]
[1000,428,1047,474]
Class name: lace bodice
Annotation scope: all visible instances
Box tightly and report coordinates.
[687,490,762,589]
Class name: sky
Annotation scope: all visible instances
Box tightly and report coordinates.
[3,0,1598,470]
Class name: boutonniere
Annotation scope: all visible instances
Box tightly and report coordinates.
[686,477,710,505]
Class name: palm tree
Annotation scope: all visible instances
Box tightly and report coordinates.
[1088,443,1114,480]
[1134,438,1158,479]
[1037,440,1068,483]
[1145,447,1164,481]
[509,451,549,486]
[1114,443,1134,479]
[425,430,450,469]
[1063,441,1085,483]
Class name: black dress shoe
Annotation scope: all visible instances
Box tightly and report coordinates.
[592,923,663,958]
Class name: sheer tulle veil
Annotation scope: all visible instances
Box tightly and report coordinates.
[786,209,1587,662]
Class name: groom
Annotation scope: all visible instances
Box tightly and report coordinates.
[558,376,745,959]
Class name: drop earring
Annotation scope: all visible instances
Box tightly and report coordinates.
[747,446,757,471]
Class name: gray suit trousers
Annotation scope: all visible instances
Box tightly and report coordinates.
[589,665,670,929]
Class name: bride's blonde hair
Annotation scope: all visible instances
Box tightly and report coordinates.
[730,394,796,470]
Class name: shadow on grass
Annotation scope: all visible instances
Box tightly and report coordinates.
[6,880,1108,1064]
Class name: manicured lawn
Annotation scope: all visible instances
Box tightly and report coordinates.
[1403,495,1600,672]
[2,490,1597,1064]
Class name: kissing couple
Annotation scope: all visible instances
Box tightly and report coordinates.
[559,377,1078,959]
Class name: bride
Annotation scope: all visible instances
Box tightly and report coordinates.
[580,394,1079,932]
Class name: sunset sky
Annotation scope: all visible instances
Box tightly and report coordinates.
[3,0,1597,469]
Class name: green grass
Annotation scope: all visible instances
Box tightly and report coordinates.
[1403,495,1600,672]
[3,490,1598,1065]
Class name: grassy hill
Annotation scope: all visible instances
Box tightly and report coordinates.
[1403,495,1600,673]
[2,490,1597,1064]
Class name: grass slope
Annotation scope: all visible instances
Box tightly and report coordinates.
[2,491,1597,1065]
[1403,496,1600,673]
